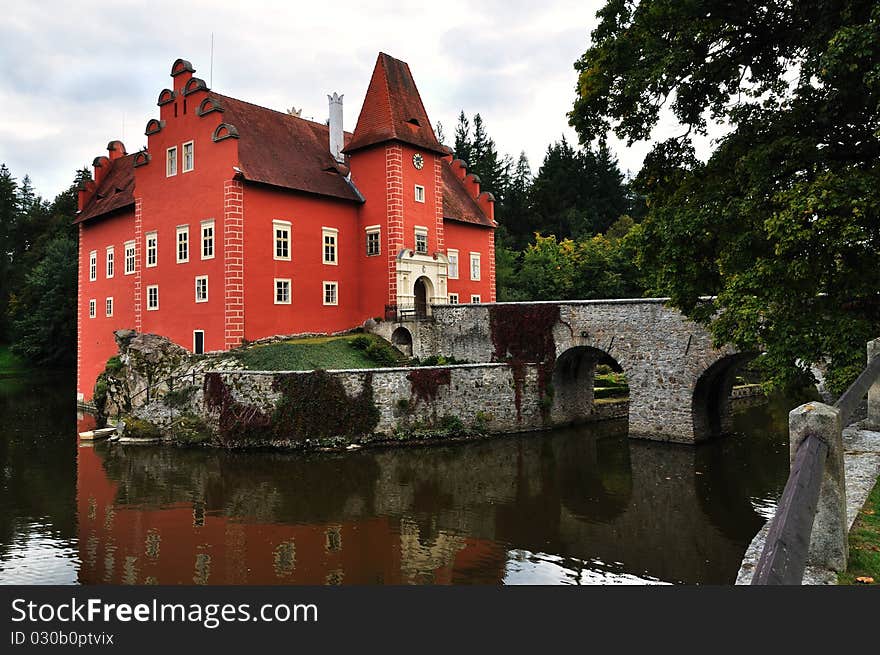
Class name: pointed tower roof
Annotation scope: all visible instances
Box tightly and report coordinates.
[344,53,446,155]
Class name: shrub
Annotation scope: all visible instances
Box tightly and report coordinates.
[365,341,399,366]
[106,355,124,375]
[124,417,162,440]
[350,335,371,350]
[472,411,493,434]
[173,414,212,445]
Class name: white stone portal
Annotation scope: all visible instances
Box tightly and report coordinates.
[395,249,448,316]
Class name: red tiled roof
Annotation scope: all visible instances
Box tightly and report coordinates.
[442,162,494,228]
[74,154,136,224]
[216,94,362,202]
[344,53,446,155]
[76,55,494,229]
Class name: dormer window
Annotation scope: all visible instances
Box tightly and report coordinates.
[182,141,194,172]
[166,146,178,177]
[407,118,421,127]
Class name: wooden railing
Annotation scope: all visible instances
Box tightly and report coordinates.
[384,304,432,322]
[751,338,880,584]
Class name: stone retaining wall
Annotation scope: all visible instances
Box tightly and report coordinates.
[127,361,630,446]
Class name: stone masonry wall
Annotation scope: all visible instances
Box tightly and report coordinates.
[367,299,742,443]
[191,363,553,439]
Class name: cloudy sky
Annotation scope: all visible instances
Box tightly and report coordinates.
[0,0,717,199]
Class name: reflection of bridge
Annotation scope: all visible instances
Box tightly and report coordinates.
[373,299,752,443]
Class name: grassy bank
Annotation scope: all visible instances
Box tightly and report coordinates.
[839,480,880,585]
[234,334,406,371]
[594,371,628,399]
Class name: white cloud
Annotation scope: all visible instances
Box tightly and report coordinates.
[0,0,718,197]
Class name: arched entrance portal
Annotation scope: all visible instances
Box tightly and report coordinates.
[413,276,434,318]
[551,346,629,427]
[391,326,413,357]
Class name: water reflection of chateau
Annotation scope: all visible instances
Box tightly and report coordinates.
[76,410,786,585]
[76,417,505,585]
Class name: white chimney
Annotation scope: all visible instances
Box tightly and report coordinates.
[328,92,344,162]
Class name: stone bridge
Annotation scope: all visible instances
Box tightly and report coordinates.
[371,299,752,444]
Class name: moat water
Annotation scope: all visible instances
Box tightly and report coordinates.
[0,370,808,585]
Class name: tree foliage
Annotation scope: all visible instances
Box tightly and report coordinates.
[0,165,86,367]
[571,0,880,391]
[500,219,644,302]
[452,110,642,300]
[530,137,630,243]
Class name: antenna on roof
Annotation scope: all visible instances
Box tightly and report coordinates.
[122,112,125,142]
[210,33,214,88]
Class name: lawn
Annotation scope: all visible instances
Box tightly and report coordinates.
[233,334,405,371]
[839,480,880,585]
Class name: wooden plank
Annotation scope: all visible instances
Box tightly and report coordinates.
[834,353,880,425]
[752,433,828,584]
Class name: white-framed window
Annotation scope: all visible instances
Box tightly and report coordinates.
[124,241,135,275]
[274,278,291,305]
[193,330,205,355]
[415,226,428,254]
[449,293,459,304]
[195,276,208,303]
[322,227,338,265]
[176,225,189,263]
[274,220,291,261]
[89,250,97,281]
[470,252,481,281]
[201,220,214,259]
[166,146,178,177]
[447,249,459,279]
[414,184,425,203]
[471,295,481,304]
[182,141,194,173]
[89,299,96,318]
[145,232,158,267]
[146,285,159,311]
[105,297,113,317]
[365,225,381,256]
[323,281,338,306]
[105,246,114,278]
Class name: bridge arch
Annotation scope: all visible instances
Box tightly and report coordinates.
[550,346,629,427]
[391,326,413,357]
[691,353,756,440]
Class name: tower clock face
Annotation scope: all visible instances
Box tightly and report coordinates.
[412,153,424,170]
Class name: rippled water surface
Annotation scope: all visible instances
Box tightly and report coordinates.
[1,370,804,585]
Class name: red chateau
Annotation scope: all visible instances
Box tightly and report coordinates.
[76,54,497,402]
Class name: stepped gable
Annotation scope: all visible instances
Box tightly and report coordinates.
[344,53,446,155]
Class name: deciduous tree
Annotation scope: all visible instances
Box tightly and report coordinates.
[571,0,880,391]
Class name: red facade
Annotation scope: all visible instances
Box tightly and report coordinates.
[76,54,496,401]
